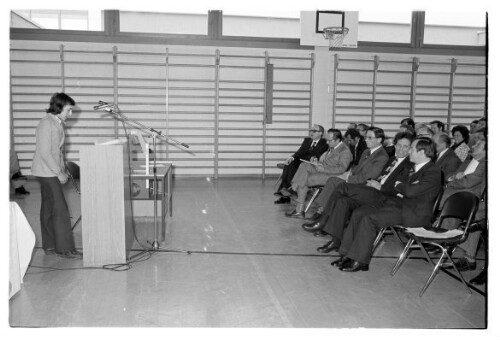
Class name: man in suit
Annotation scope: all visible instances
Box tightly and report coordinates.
[433,133,462,183]
[274,124,329,204]
[429,120,446,135]
[439,139,486,272]
[285,129,352,218]
[303,132,414,251]
[344,128,367,167]
[332,137,442,272]
[307,127,389,220]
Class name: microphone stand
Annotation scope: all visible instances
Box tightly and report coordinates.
[96,103,189,250]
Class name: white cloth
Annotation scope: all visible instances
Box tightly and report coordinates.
[10,202,36,299]
[463,158,480,176]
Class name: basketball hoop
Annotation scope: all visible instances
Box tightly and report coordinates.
[322,26,349,50]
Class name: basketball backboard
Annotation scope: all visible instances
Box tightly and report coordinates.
[300,10,359,48]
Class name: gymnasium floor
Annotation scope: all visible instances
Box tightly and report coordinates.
[9,177,486,328]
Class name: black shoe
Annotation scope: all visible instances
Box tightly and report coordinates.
[302,221,324,232]
[317,239,340,253]
[274,196,291,204]
[313,230,328,237]
[15,186,30,195]
[454,258,476,272]
[470,269,486,285]
[285,210,305,219]
[340,260,369,272]
[11,171,27,181]
[56,249,83,259]
[331,256,352,268]
[308,212,323,221]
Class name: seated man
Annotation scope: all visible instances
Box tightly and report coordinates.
[285,129,352,218]
[331,137,442,272]
[274,124,328,204]
[439,139,486,272]
[344,128,367,167]
[429,120,446,135]
[356,123,368,138]
[307,126,389,220]
[433,133,462,183]
[303,132,414,251]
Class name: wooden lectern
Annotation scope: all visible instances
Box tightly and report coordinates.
[80,139,134,267]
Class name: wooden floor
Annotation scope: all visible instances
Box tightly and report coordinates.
[9,177,487,329]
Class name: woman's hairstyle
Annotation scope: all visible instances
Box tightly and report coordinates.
[46,92,76,115]
[451,125,470,144]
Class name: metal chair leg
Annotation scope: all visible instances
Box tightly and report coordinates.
[304,187,321,213]
[419,253,446,297]
[390,226,406,246]
[372,226,387,253]
[274,174,283,193]
[444,251,473,295]
[391,238,414,276]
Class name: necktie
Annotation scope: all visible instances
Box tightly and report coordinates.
[377,158,398,181]
[311,141,316,149]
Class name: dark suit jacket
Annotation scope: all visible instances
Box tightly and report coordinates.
[292,137,328,162]
[350,138,368,166]
[347,146,389,185]
[435,148,462,183]
[393,161,442,228]
[380,156,413,196]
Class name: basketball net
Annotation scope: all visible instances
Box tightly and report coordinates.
[323,27,349,50]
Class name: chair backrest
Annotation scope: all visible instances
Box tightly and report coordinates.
[431,187,444,222]
[436,192,478,233]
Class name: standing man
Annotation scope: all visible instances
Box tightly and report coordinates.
[333,137,441,272]
[32,93,82,258]
[285,129,352,218]
[274,124,328,204]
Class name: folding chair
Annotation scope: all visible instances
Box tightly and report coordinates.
[390,191,478,297]
[304,185,323,213]
[372,188,444,254]
[273,163,285,193]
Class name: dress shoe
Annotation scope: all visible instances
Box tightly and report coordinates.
[308,212,323,221]
[317,239,340,253]
[313,230,328,237]
[331,256,352,268]
[454,258,476,272]
[340,260,369,272]
[274,196,290,204]
[15,186,30,195]
[44,248,56,255]
[470,269,486,285]
[302,221,324,232]
[56,249,83,259]
[285,210,305,219]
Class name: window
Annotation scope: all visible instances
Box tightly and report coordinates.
[358,12,412,43]
[119,11,208,35]
[424,12,486,46]
[10,10,103,31]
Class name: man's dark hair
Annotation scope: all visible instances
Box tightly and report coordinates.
[328,128,343,141]
[46,92,76,115]
[415,137,436,159]
[400,118,415,129]
[393,131,415,145]
[429,120,445,132]
[367,126,385,143]
[471,119,479,124]
[357,123,368,131]
[344,128,361,140]
[451,125,470,144]
[437,133,452,148]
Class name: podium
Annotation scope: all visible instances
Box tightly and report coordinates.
[80,139,134,267]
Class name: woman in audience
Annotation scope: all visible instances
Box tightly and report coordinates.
[451,125,470,162]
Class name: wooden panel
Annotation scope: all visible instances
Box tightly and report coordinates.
[80,140,133,267]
